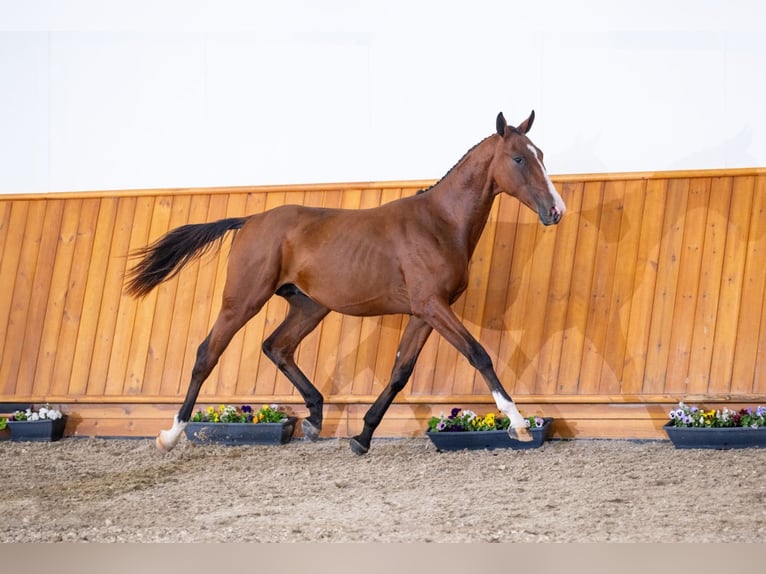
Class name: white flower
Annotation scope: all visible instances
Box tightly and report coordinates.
[15,404,63,421]
[46,409,62,420]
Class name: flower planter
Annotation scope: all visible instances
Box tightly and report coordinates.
[184,416,298,446]
[427,417,553,451]
[664,421,766,449]
[6,415,68,442]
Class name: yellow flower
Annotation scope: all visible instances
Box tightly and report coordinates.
[206,406,215,415]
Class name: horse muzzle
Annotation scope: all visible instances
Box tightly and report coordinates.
[539,205,564,226]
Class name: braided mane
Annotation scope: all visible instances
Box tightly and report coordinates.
[416,134,495,195]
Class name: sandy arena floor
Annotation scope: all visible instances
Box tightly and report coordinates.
[2,436,764,542]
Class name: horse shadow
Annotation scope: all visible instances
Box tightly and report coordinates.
[310,176,763,404]
[470,176,765,396]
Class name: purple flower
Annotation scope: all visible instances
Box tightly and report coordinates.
[449,408,461,419]
[241,405,252,413]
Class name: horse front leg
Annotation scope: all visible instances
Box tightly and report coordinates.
[420,298,532,442]
[350,317,433,455]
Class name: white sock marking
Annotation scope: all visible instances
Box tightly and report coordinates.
[492,390,525,428]
[159,415,187,450]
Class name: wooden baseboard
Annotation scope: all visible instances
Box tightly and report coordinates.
[9,400,757,441]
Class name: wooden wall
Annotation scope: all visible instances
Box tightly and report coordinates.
[2,168,766,440]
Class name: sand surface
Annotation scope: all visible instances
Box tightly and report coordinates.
[2,436,764,542]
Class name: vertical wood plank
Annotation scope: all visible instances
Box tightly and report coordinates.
[708,176,755,393]
[512,212,558,393]
[731,175,766,393]
[494,203,543,393]
[643,179,689,393]
[578,180,625,395]
[0,200,30,395]
[86,196,138,395]
[0,201,12,270]
[749,176,766,394]
[69,197,120,396]
[18,200,66,395]
[105,196,156,395]
[2,201,49,395]
[663,178,710,393]
[556,181,605,394]
[535,182,582,395]
[597,179,646,394]
[621,179,668,394]
[33,199,83,394]
[685,177,732,394]
[52,198,101,396]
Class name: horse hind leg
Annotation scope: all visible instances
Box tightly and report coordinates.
[156,296,270,452]
[262,285,329,441]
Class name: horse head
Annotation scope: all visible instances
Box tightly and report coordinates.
[490,111,565,226]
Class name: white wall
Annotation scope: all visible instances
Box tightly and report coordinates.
[1,0,764,194]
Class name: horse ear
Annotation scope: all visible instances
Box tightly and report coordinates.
[496,112,508,137]
[517,110,535,134]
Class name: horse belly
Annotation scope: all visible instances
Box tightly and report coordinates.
[280,209,415,315]
[288,251,411,316]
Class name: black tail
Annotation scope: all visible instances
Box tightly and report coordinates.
[125,216,248,297]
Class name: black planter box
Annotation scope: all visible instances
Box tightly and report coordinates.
[184,417,298,446]
[426,417,553,451]
[664,421,766,449]
[6,415,68,442]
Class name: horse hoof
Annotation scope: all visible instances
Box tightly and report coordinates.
[302,419,321,441]
[155,434,171,453]
[349,437,369,455]
[508,426,533,442]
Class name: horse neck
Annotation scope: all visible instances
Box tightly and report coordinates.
[426,136,499,255]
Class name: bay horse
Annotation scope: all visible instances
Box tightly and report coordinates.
[126,110,565,454]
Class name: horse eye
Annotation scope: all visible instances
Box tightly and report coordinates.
[513,156,525,166]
